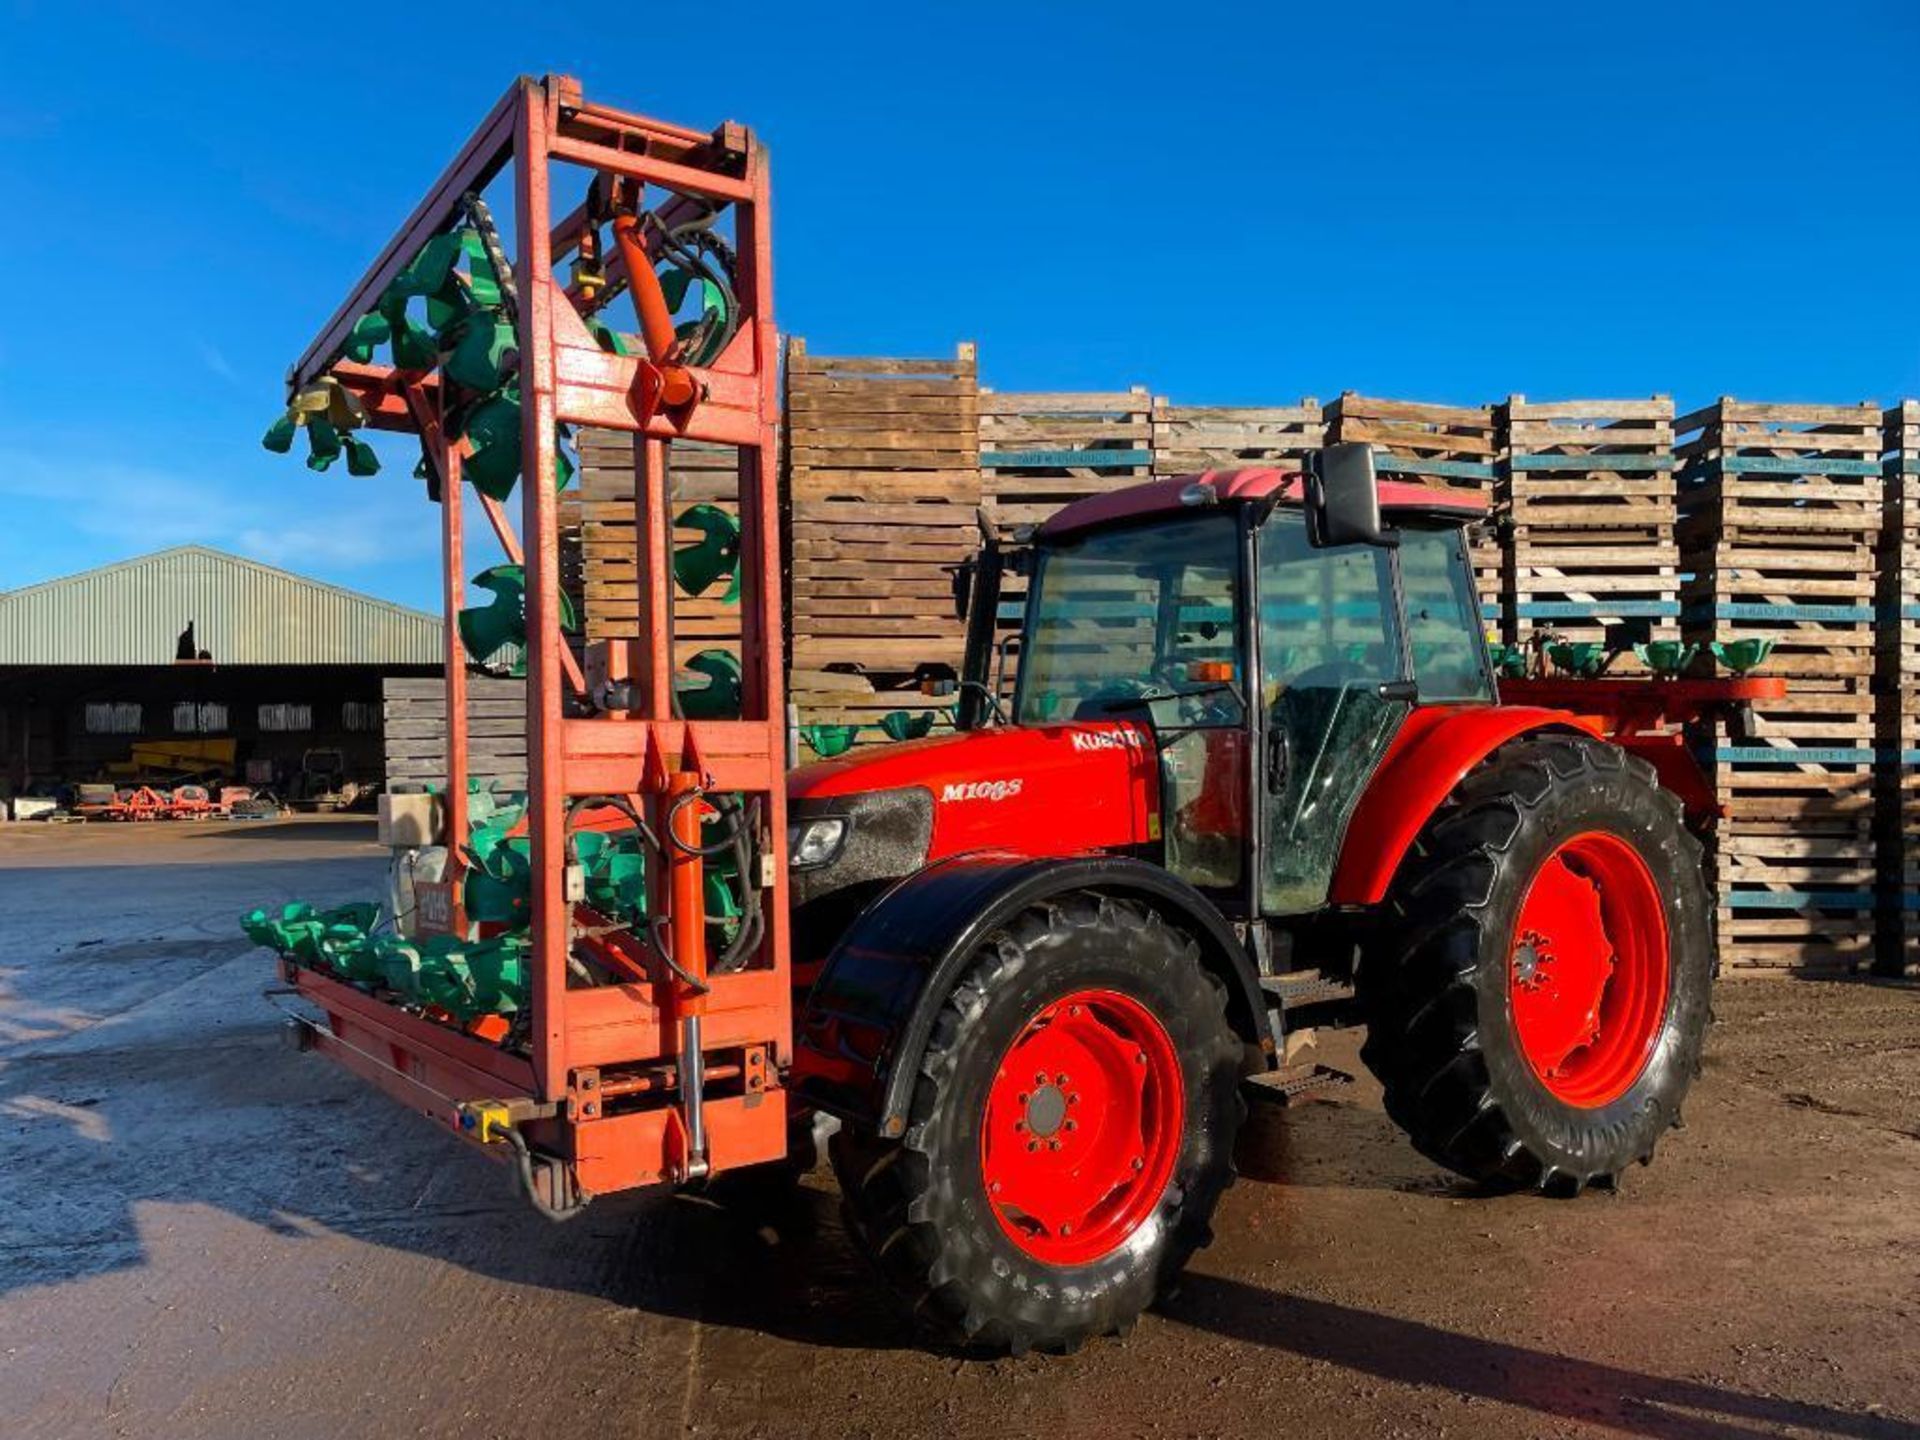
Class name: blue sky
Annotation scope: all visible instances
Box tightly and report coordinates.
[3,1,1916,612]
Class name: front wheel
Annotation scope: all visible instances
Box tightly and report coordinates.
[1359,733,1712,1195]
[831,895,1244,1353]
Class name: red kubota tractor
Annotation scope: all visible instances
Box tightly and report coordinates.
[266,76,1776,1356]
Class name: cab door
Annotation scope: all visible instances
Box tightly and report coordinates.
[1255,511,1411,914]
[1255,515,1496,914]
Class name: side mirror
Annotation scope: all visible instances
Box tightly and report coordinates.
[1305,442,1394,549]
[950,558,975,622]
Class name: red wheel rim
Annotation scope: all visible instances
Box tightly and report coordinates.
[979,988,1184,1266]
[1508,830,1670,1108]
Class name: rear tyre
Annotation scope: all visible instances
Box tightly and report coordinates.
[1358,734,1711,1194]
[831,895,1243,1353]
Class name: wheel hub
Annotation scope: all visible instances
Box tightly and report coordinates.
[1023,1083,1069,1138]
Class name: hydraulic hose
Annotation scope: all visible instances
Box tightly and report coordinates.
[499,1125,589,1222]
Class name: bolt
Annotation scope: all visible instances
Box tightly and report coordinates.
[1131,1157,1144,1171]
[1055,1073,1069,1085]
[583,1101,599,1117]
[1060,1223,1073,1237]
[1050,1139,1063,1151]
[1065,1119,1078,1132]
[582,1074,597,1091]
[1069,1005,1081,1017]
[1069,1093,1080,1105]
[1027,1140,1039,1152]
[1014,1120,1026,1133]
[1135,1051,1146,1065]
[990,1181,1002,1194]
[1035,1072,1047,1086]
[1018,1092,1029,1104]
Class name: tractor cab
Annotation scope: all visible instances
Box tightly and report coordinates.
[1012,447,1490,914]
[787,445,1493,938]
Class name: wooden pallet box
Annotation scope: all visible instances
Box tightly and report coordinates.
[382,676,528,791]
[1498,396,1678,669]
[1678,400,1885,690]
[1149,400,1322,477]
[1325,392,1503,618]
[576,432,745,659]
[785,341,980,737]
[979,388,1154,530]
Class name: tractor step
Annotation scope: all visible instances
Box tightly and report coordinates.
[1259,970,1357,1010]
[1243,1062,1356,1105]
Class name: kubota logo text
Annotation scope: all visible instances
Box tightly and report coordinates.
[940,778,1024,803]
[1069,730,1142,753]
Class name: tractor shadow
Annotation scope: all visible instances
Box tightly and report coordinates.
[1163,1273,1920,1440]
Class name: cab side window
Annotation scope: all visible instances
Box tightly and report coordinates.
[1398,525,1493,703]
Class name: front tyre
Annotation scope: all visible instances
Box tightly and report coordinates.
[1359,734,1712,1194]
[831,895,1244,1353]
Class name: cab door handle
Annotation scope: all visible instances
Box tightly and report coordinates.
[1264,725,1292,796]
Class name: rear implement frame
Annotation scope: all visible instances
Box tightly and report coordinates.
[282,74,789,1202]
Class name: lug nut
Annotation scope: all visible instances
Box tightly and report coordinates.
[1049,1139,1062,1151]
[1027,1140,1039,1152]
[1065,1120,1078,1132]
[1060,1223,1073,1236]
[1035,1072,1047,1086]
[1018,1092,1029,1104]
[990,1181,1002,1194]
[1134,1051,1146,1064]
[1069,1093,1080,1105]
[1055,1073,1068,1085]
[1131,1157,1144,1171]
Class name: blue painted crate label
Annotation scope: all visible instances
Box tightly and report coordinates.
[1373,455,1496,481]
[1716,456,1882,476]
[1687,602,1876,623]
[1721,889,1876,911]
[1712,746,1879,765]
[981,448,1150,470]
[1509,453,1674,472]
[1514,601,1681,619]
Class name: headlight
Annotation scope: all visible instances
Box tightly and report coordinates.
[788,816,848,869]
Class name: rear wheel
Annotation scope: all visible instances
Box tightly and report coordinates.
[1358,734,1711,1194]
[831,894,1243,1353]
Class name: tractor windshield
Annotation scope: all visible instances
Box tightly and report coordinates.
[1016,512,1247,893]
[1015,513,1243,728]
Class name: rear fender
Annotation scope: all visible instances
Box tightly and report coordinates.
[791,851,1268,1134]
[1328,705,1597,906]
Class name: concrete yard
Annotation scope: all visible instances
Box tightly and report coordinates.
[2,819,1916,1440]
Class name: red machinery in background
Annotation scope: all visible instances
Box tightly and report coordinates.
[282,75,790,1202]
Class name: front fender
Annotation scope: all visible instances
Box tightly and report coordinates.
[790,851,1267,1135]
[1327,704,1598,906]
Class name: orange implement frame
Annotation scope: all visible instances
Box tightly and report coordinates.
[284,75,789,1201]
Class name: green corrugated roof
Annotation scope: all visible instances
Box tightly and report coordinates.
[0,546,443,665]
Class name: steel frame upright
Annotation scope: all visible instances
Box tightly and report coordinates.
[286,75,790,1189]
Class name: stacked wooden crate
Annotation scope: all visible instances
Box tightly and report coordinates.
[1878,402,1919,973]
[1677,400,1885,975]
[980,387,1154,528]
[1149,400,1323,477]
[382,677,526,791]
[573,430,742,664]
[785,340,980,736]
[1498,398,1678,672]
[1323,393,1503,623]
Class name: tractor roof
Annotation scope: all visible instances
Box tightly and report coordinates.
[1040,467,1486,541]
